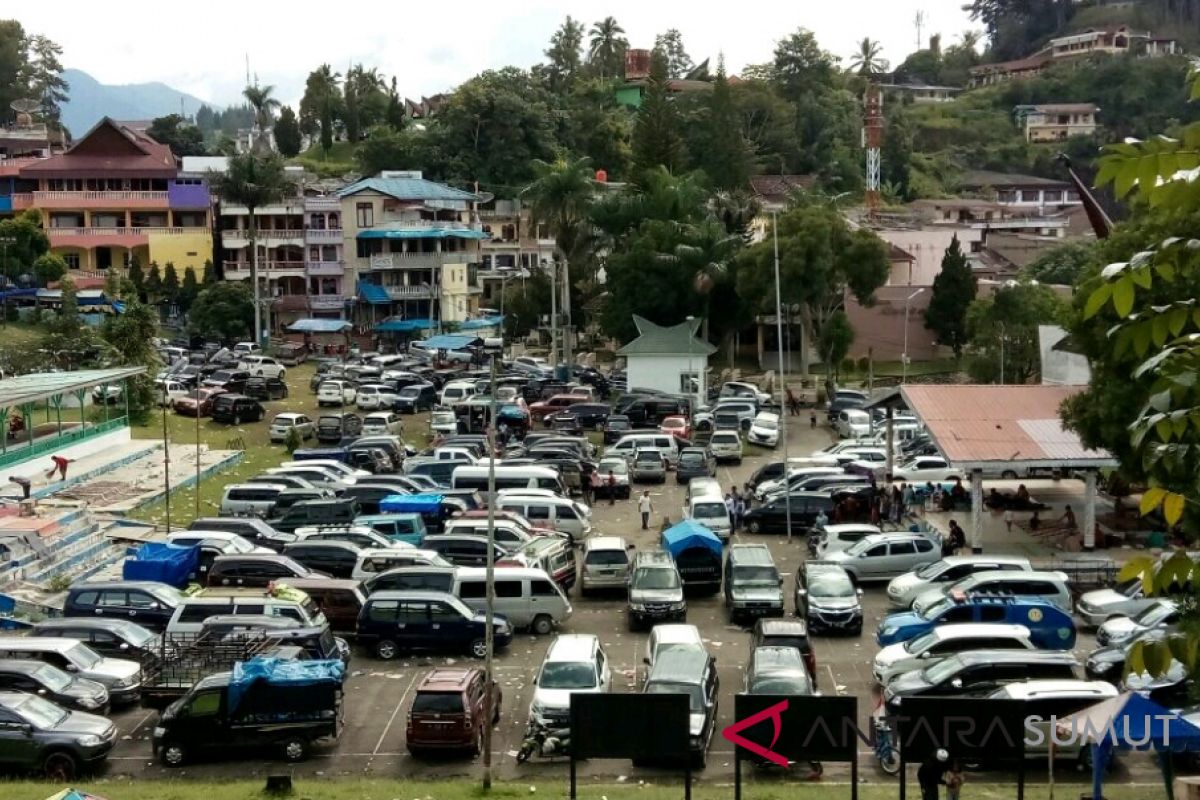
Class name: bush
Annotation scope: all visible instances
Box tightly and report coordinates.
[284,426,302,454]
[841,357,857,376]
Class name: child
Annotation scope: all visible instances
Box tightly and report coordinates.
[1004,508,1014,532]
[946,760,964,800]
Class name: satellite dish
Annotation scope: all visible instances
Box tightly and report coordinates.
[10,99,39,128]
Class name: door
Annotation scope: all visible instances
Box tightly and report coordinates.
[125,589,166,626]
[857,542,890,579]
[0,709,38,767]
[175,688,226,752]
[886,540,918,577]
[396,601,434,649]
[427,600,467,648]
[529,578,563,626]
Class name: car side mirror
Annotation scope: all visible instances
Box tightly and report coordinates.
[950,678,963,689]
[119,642,130,650]
[920,651,931,659]
[20,723,33,736]
[856,588,864,596]
[36,689,46,695]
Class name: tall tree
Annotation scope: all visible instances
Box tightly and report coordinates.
[201,259,216,285]
[100,300,161,422]
[654,29,694,79]
[848,37,888,76]
[162,263,180,307]
[772,28,837,102]
[53,275,79,337]
[242,84,281,131]
[342,64,388,143]
[273,105,302,158]
[631,50,685,180]
[587,17,628,79]
[32,253,65,285]
[696,59,753,191]
[178,267,199,313]
[881,106,913,200]
[385,76,406,130]
[208,152,295,345]
[924,236,976,358]
[24,34,68,129]
[147,114,207,157]
[965,282,1065,383]
[0,211,49,282]
[144,262,162,304]
[356,126,426,176]
[102,264,122,301]
[127,256,144,295]
[1022,241,1095,285]
[561,79,632,180]
[545,16,585,93]
[0,20,26,125]
[299,64,342,153]
[188,282,255,343]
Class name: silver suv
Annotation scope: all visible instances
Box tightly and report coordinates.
[581,537,633,594]
[628,550,686,630]
[631,448,667,483]
[824,532,941,583]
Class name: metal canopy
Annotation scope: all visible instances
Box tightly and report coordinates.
[0,368,145,409]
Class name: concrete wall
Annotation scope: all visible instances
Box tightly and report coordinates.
[844,286,940,362]
[626,353,707,397]
[148,231,210,274]
[6,426,133,484]
[879,228,984,286]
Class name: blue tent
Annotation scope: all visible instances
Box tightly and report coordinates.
[122,543,199,587]
[1059,691,1200,800]
[660,519,722,561]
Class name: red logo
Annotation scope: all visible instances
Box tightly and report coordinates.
[721,699,790,767]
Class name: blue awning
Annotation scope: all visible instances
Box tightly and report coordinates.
[357,228,488,241]
[422,333,481,350]
[357,281,391,305]
[288,318,352,333]
[375,318,434,333]
[458,315,503,330]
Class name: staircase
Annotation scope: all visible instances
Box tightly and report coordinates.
[0,511,127,589]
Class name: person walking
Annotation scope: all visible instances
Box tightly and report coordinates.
[734,493,746,532]
[606,470,617,506]
[638,490,653,530]
[918,750,950,800]
[581,471,594,506]
[810,408,817,429]
[902,482,917,518]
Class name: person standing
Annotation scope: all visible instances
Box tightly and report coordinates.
[946,759,964,800]
[918,750,950,800]
[902,482,917,518]
[638,490,653,530]
[734,493,746,532]
[809,408,817,429]
[606,470,617,506]
[581,471,594,506]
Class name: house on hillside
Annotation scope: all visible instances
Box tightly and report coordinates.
[617,316,715,398]
[958,170,1080,209]
[969,26,1181,87]
[1016,103,1099,142]
[615,49,713,109]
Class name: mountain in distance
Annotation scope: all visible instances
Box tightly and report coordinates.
[60,68,209,137]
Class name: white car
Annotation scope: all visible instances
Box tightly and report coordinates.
[355,384,399,410]
[709,430,743,464]
[237,355,285,379]
[430,409,459,436]
[530,634,611,727]
[269,412,316,443]
[747,412,780,448]
[872,623,1037,685]
[317,380,357,407]
[361,412,404,436]
[643,624,706,670]
[885,555,1033,608]
[91,384,123,405]
[890,456,961,483]
[233,342,261,357]
[154,379,189,407]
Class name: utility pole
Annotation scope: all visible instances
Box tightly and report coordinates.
[481,343,500,790]
[914,10,926,51]
[772,212,792,543]
[548,259,558,367]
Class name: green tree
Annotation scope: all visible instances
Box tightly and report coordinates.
[730,79,801,175]
[588,17,628,79]
[924,236,977,358]
[102,265,122,301]
[23,34,68,130]
[342,65,388,143]
[967,0,1074,61]
[126,256,144,294]
[1022,241,1096,285]
[772,28,837,102]
[881,106,914,200]
[144,263,162,304]
[162,263,180,306]
[273,105,302,158]
[848,37,888,76]
[654,29,694,79]
[299,64,342,154]
[631,49,685,179]
[356,126,427,176]
[32,252,66,285]
[189,282,255,343]
[201,259,217,285]
[385,76,406,131]
[560,79,632,180]
[894,48,942,84]
[100,300,161,422]
[178,267,199,313]
[242,83,280,131]
[545,16,585,93]
[0,21,27,124]
[208,152,296,345]
[819,310,856,376]
[965,282,1065,383]
[695,59,754,191]
[51,274,79,336]
[146,114,206,157]
[0,211,50,282]
[501,270,552,340]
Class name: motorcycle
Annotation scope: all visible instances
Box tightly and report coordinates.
[874,717,901,774]
[516,720,571,762]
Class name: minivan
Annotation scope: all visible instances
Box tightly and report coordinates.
[350,547,439,581]
[623,397,690,428]
[494,495,591,542]
[165,589,328,635]
[281,540,369,579]
[873,623,1038,685]
[530,634,611,730]
[451,465,566,497]
[206,554,323,587]
[812,524,884,557]
[685,490,732,541]
[363,565,458,595]
[724,544,784,623]
[607,433,683,468]
[280,578,366,637]
[394,383,438,413]
[876,596,1077,649]
[440,380,478,407]
[641,648,719,767]
[355,513,428,546]
[220,483,290,517]
[835,408,871,439]
[499,536,578,591]
[883,650,1080,711]
[580,537,633,595]
[189,517,294,551]
[271,499,360,533]
[423,534,508,567]
[0,637,143,704]
[210,394,265,425]
[357,590,513,659]
[910,570,1073,616]
[453,567,572,634]
[627,550,686,630]
[886,555,1034,608]
[64,581,184,631]
[824,532,941,583]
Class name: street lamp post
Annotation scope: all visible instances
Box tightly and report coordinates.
[161,385,171,535]
[481,338,502,791]
[685,315,697,405]
[901,288,925,384]
[771,211,793,543]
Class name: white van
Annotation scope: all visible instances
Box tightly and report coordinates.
[440,380,477,407]
[607,433,682,468]
[495,495,592,542]
[277,460,369,479]
[835,408,872,438]
[451,465,566,497]
[350,547,441,581]
[166,591,328,635]
[219,484,290,517]
[686,477,723,502]
[686,493,732,541]
[453,566,572,634]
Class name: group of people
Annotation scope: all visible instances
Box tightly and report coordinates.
[724,486,751,531]
[919,749,965,800]
[927,478,969,512]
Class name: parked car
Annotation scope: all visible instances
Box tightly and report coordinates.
[362,411,404,436]
[876,596,1078,649]
[882,650,1080,711]
[823,532,941,583]
[743,493,836,536]
[206,554,326,587]
[643,624,706,671]
[63,581,183,632]
[269,413,315,444]
[724,544,784,623]
[244,376,289,401]
[890,456,961,483]
[317,380,357,407]
[560,403,611,431]
[631,448,668,483]
[627,550,686,630]
[708,430,743,464]
[1096,599,1180,648]
[211,394,266,425]
[989,680,1119,764]
[28,618,168,670]
[744,646,814,697]
[394,383,438,413]
[356,384,400,411]
[1076,580,1161,627]
[910,570,1073,616]
[202,369,250,395]
[316,413,362,444]
[886,555,1033,608]
[641,649,718,767]
[0,690,117,779]
[603,414,633,444]
[580,537,632,595]
[872,623,1039,685]
[593,457,631,500]
[357,590,513,659]
[0,660,109,713]
[529,634,611,730]
[660,415,692,440]
[750,618,817,687]
[795,561,863,634]
[0,637,142,705]
[747,412,781,448]
[676,448,716,483]
[173,387,225,417]
[407,667,502,756]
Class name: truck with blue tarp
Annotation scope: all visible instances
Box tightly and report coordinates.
[660,520,723,595]
[379,493,451,532]
[151,656,345,766]
[123,543,200,588]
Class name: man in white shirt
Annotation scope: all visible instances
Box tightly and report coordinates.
[638,490,653,530]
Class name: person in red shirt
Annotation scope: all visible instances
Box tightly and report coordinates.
[45,455,73,481]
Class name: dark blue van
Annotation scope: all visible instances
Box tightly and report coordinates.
[356,590,512,660]
[63,581,185,632]
[876,595,1076,649]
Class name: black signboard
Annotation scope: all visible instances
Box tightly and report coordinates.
[731,694,860,762]
[896,697,1028,762]
[571,693,691,760]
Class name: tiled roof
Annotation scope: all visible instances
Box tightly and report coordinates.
[617,316,717,357]
[748,175,817,201]
[900,384,1116,469]
[338,175,479,203]
[970,53,1051,74]
[888,244,915,262]
[20,117,176,178]
[960,170,1071,189]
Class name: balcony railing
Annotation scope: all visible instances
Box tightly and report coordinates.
[35,190,169,202]
[305,197,341,211]
[306,261,344,276]
[310,295,346,309]
[305,228,344,242]
[48,226,194,238]
[223,260,307,274]
[10,193,32,209]
[369,252,472,270]
[275,295,309,312]
[385,285,434,299]
[376,217,481,231]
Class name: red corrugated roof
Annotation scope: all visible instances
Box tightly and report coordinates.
[900,384,1116,469]
[20,117,176,179]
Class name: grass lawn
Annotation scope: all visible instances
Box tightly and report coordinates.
[293,141,358,177]
[0,780,1156,800]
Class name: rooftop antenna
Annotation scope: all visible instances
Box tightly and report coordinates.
[245,54,250,87]
[915,10,927,50]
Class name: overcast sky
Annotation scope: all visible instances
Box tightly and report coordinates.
[16,1,976,108]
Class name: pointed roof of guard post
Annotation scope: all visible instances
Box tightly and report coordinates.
[617,316,717,357]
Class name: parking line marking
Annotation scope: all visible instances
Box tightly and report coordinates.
[126,710,157,736]
[373,672,420,755]
[826,664,838,693]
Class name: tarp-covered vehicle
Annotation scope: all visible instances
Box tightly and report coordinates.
[660,520,723,595]
[123,543,200,588]
[379,493,453,533]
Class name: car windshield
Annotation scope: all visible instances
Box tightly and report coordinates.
[635,452,660,464]
[33,664,72,692]
[680,454,704,466]
[1136,603,1173,625]
[755,418,779,431]
[845,539,874,557]
[809,572,855,597]
[750,675,808,695]
[916,560,948,579]
[735,566,779,586]
[599,460,627,475]
[609,419,630,429]
[634,567,680,590]
[539,661,597,689]
[9,693,68,728]
[412,691,465,714]
[922,656,965,684]
[645,682,703,712]
[904,631,939,655]
[921,598,954,620]
[65,642,101,670]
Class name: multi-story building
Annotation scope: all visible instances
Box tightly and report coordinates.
[477,198,555,310]
[958,170,1080,209]
[970,26,1182,87]
[11,118,212,275]
[340,171,484,327]
[0,119,53,221]
[1017,103,1100,142]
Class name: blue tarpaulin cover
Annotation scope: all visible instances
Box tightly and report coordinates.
[498,404,528,420]
[287,318,351,333]
[122,543,199,587]
[228,656,345,713]
[376,318,434,333]
[660,519,723,559]
[422,334,481,350]
[380,493,444,514]
[357,282,391,305]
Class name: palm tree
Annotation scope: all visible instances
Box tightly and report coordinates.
[711,190,762,244]
[849,37,888,77]
[588,17,629,78]
[242,84,281,130]
[522,156,597,361]
[958,30,982,52]
[661,219,741,341]
[209,152,296,346]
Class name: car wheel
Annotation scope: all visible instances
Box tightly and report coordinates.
[470,638,488,658]
[282,736,308,762]
[531,614,554,635]
[472,727,483,757]
[375,639,398,660]
[160,742,186,767]
[1001,469,1018,480]
[43,751,77,781]
[748,520,762,534]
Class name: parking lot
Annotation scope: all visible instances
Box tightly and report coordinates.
[87,412,1173,790]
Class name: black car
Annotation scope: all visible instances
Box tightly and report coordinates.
[0,690,117,779]
[795,561,863,634]
[316,412,362,444]
[244,376,289,401]
[676,447,716,483]
[641,649,719,768]
[29,618,169,669]
[63,581,184,632]
[603,414,633,444]
[751,618,818,688]
[742,492,836,535]
[393,383,438,413]
[272,499,361,534]
[202,369,250,394]
[0,659,110,713]
[281,541,366,580]
[561,403,610,431]
[211,394,266,425]
[422,534,507,567]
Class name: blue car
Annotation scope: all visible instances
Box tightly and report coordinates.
[876,595,1076,649]
[357,590,512,660]
[354,513,427,547]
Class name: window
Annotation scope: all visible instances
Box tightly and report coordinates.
[916,540,935,553]
[979,606,1007,622]
[236,604,265,615]
[526,506,550,521]
[368,601,398,622]
[865,545,888,558]
[459,581,486,599]
[127,592,157,609]
[496,580,523,598]
[98,592,127,607]
[890,542,917,556]
[180,604,226,623]
[72,591,98,606]
[531,579,558,597]
[63,253,80,270]
[430,602,462,623]
[356,203,374,228]
[186,691,221,717]
[397,602,427,624]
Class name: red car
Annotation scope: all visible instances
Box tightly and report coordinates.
[406,667,502,756]
[660,415,692,440]
[173,387,225,417]
[528,394,587,423]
